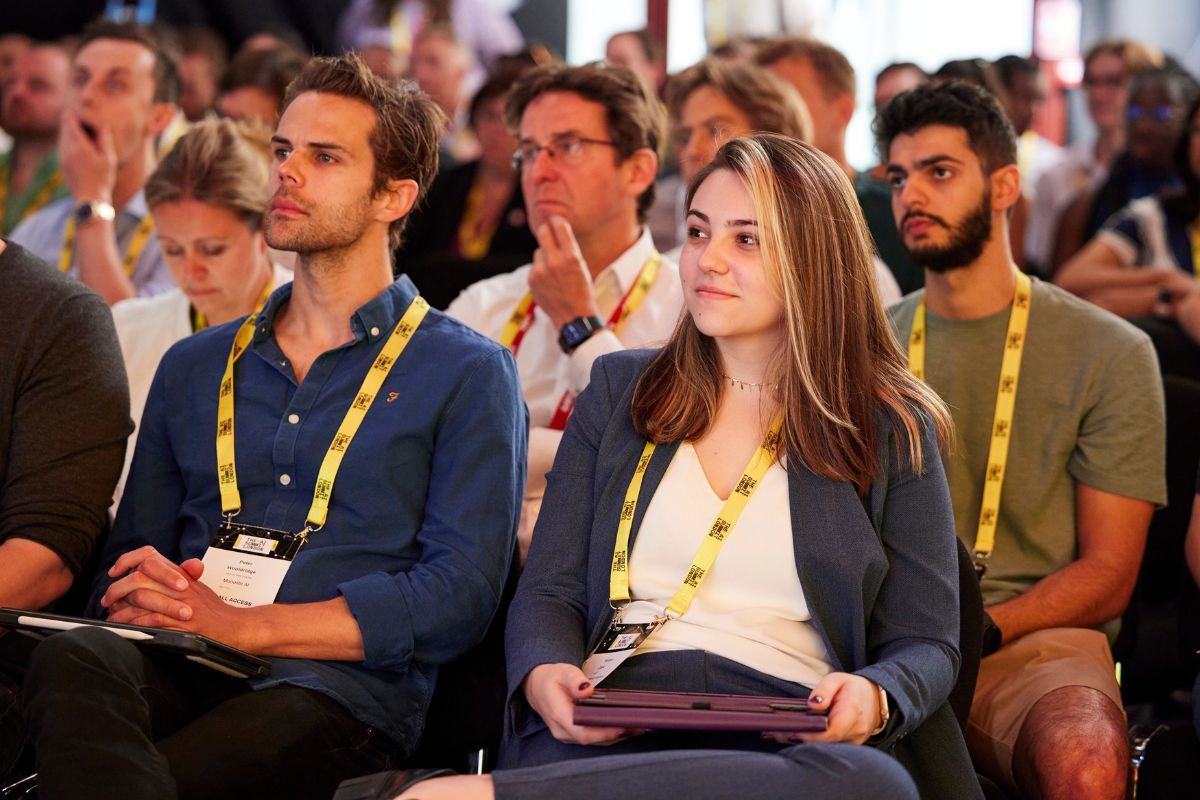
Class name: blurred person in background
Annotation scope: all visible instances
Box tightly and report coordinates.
[1050,65,1196,272]
[109,117,291,506]
[1028,39,1163,275]
[9,20,180,303]
[217,44,306,124]
[0,44,70,235]
[874,62,927,117]
[605,28,666,97]
[411,24,478,167]
[337,0,523,91]
[177,27,227,122]
[398,68,537,309]
[0,33,31,151]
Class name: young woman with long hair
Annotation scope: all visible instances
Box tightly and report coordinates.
[372,134,978,800]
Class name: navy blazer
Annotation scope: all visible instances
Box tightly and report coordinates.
[504,349,982,799]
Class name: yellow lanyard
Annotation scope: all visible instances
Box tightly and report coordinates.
[1190,222,1200,279]
[498,253,663,353]
[455,180,498,260]
[192,274,276,333]
[59,211,155,277]
[0,163,63,229]
[908,271,1032,570]
[216,294,430,535]
[609,414,784,618]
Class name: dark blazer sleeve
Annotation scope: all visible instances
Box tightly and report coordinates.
[857,413,960,749]
[503,352,627,730]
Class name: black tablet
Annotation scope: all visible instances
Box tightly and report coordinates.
[0,608,271,679]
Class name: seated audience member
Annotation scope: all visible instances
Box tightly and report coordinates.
[756,37,916,295]
[372,133,980,800]
[0,237,131,780]
[994,55,1064,203]
[110,117,292,505]
[881,81,1165,799]
[605,28,666,97]
[19,54,526,799]
[336,0,524,81]
[398,69,538,309]
[1055,96,1200,319]
[663,58,812,252]
[216,44,306,124]
[1028,39,1162,274]
[1186,471,1200,742]
[10,21,179,304]
[448,63,683,562]
[411,24,479,167]
[874,62,927,118]
[0,44,70,235]
[1052,66,1199,270]
[176,27,228,122]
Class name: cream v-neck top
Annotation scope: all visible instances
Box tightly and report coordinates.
[620,442,833,687]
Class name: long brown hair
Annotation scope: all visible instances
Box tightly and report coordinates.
[631,134,951,491]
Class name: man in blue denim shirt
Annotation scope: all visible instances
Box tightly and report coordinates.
[21,55,527,800]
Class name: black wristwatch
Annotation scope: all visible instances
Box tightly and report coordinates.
[558,315,605,354]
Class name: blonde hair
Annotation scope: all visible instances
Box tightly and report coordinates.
[632,134,951,491]
[145,117,272,229]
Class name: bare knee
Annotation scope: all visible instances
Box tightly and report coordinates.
[1013,686,1127,800]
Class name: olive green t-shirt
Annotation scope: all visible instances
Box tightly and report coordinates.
[888,279,1166,624]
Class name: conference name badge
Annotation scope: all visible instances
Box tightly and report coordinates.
[581,617,665,686]
[200,520,305,608]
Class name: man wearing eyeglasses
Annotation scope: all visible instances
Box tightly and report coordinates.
[448,63,682,561]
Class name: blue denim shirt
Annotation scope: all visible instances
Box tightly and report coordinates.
[91,275,527,750]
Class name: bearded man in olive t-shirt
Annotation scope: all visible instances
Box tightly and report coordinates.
[880,83,1165,800]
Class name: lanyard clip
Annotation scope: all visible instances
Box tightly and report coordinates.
[972,551,991,580]
[223,508,240,525]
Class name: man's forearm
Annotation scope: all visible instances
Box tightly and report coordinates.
[75,220,137,305]
[986,557,1133,645]
[0,538,76,610]
[241,597,365,660]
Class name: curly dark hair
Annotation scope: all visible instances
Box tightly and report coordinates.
[1159,94,1200,224]
[873,80,1016,172]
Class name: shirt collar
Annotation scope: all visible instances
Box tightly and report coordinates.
[594,228,658,296]
[252,274,420,345]
[122,190,149,219]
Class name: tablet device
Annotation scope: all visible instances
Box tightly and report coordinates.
[573,688,827,733]
[0,608,272,679]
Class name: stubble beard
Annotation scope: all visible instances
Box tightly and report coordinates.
[905,191,993,274]
[264,195,374,258]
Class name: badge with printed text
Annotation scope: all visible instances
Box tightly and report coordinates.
[581,617,665,686]
[199,521,305,608]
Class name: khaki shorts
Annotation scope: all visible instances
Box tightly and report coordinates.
[966,627,1124,794]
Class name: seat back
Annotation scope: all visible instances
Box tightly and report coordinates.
[949,538,983,731]
[404,550,521,772]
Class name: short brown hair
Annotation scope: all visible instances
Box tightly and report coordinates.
[666,58,813,143]
[77,20,181,105]
[504,62,667,222]
[145,117,272,229]
[755,37,856,103]
[220,46,305,105]
[280,53,446,248]
[1084,38,1163,79]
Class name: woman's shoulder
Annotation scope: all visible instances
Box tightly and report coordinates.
[592,348,659,384]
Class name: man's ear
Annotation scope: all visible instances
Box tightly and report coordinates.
[621,148,659,200]
[148,102,178,137]
[377,178,421,224]
[834,93,856,129]
[989,163,1022,213]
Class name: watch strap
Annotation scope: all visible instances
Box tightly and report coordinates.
[558,314,605,354]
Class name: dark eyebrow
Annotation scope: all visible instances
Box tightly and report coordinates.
[916,154,963,169]
[270,135,291,146]
[686,209,709,222]
[307,141,347,152]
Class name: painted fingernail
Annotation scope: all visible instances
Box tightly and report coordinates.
[578,682,591,691]
[810,695,823,704]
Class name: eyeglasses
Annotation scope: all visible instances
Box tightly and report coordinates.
[1127,104,1180,123]
[511,133,618,171]
[1083,74,1127,90]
